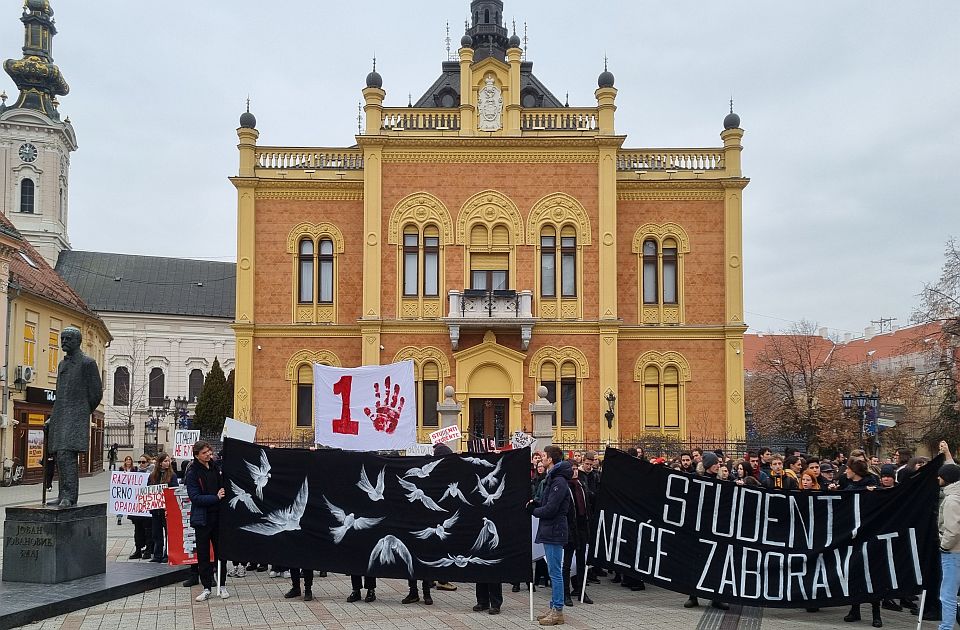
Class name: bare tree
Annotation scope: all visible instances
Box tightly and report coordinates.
[108,334,150,445]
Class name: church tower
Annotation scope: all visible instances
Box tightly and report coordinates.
[0,0,75,266]
[467,0,509,62]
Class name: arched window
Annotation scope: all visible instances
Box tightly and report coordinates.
[403,225,441,298]
[663,238,678,304]
[298,239,314,303]
[113,367,130,406]
[296,364,313,427]
[20,178,35,214]
[642,239,658,304]
[318,238,334,303]
[484,8,490,23]
[420,361,440,428]
[188,369,204,403]
[539,361,578,428]
[540,227,556,297]
[148,367,165,407]
[469,224,509,290]
[560,228,577,297]
[403,227,419,296]
[636,353,689,432]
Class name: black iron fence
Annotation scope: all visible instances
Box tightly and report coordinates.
[103,423,134,449]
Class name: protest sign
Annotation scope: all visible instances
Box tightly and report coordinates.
[314,361,416,451]
[590,448,941,608]
[133,484,167,512]
[222,417,256,443]
[405,443,433,456]
[429,425,462,446]
[109,471,150,516]
[173,430,200,460]
[511,431,535,450]
[165,486,202,565]
[220,437,531,583]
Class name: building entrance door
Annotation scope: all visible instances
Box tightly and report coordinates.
[469,398,509,449]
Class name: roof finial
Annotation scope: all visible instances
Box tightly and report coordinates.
[245,95,250,113]
[565,92,569,108]
[358,102,362,135]
[604,55,608,72]
[445,21,452,61]
[408,93,412,107]
[512,18,516,35]
[523,22,528,60]
[372,55,376,73]
[729,96,734,114]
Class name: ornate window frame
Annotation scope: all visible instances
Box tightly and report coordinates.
[394,346,452,439]
[287,222,345,324]
[285,349,342,436]
[527,193,591,320]
[457,190,524,291]
[633,350,691,433]
[632,223,690,325]
[528,346,589,442]
[388,193,453,320]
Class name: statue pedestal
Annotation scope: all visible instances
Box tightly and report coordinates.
[2,504,106,583]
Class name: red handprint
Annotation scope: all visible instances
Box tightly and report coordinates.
[363,375,405,434]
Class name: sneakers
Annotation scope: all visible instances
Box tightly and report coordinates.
[539,609,565,626]
[227,566,239,578]
[282,570,291,579]
[235,565,246,578]
[195,589,212,602]
[268,570,279,578]
[435,582,457,591]
[218,588,230,599]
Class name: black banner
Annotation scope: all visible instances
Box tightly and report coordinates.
[590,448,942,607]
[220,438,531,583]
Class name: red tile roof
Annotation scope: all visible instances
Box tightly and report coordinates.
[0,212,103,322]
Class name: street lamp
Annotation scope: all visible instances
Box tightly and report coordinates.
[841,387,880,457]
[604,389,616,430]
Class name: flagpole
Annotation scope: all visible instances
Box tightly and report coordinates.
[579,544,589,603]
[915,590,926,630]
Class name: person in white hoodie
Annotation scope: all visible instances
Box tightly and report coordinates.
[937,461,960,630]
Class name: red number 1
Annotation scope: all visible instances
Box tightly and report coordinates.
[332,375,359,435]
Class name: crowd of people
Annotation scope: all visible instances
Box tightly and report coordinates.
[114,440,960,628]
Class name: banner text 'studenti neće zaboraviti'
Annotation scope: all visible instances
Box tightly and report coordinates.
[590,448,942,608]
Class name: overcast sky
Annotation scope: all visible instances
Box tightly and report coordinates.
[2,1,957,337]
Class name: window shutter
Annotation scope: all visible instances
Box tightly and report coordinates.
[560,362,577,378]
[643,365,660,428]
[471,253,509,270]
[491,224,510,246]
[423,361,440,380]
[470,224,488,246]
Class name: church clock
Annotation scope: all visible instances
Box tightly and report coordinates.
[18,142,38,163]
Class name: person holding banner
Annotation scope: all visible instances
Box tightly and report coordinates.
[148,453,179,563]
[841,458,883,627]
[129,454,155,560]
[683,452,729,612]
[185,440,229,601]
[527,445,572,626]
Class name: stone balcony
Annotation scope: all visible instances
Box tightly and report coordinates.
[444,289,535,350]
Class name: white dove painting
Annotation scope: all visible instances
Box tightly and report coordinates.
[403,459,442,479]
[244,449,272,499]
[368,535,415,576]
[240,478,309,536]
[397,477,447,512]
[228,480,262,515]
[471,517,500,551]
[439,481,471,505]
[462,456,495,468]
[479,458,502,489]
[356,465,385,501]
[422,554,502,567]
[411,510,459,540]
[323,496,385,543]
[475,474,506,506]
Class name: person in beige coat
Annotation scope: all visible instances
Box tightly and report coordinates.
[937,461,960,630]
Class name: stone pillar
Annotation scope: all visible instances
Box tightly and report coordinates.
[529,386,555,450]
[459,47,475,135]
[506,46,522,134]
[3,504,106,583]
[437,386,462,452]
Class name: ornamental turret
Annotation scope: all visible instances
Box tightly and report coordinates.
[2,0,69,120]
[467,0,509,62]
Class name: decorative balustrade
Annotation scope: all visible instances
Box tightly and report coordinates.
[255,148,364,170]
[445,289,535,350]
[520,109,598,131]
[382,109,461,131]
[617,150,724,171]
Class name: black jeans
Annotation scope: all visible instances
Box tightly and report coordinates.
[476,583,503,609]
[408,578,430,595]
[151,511,167,558]
[195,514,226,590]
[132,516,153,554]
[351,575,376,591]
[290,568,313,590]
[562,517,588,595]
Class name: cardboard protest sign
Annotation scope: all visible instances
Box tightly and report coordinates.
[222,417,256,443]
[109,471,150,516]
[133,484,167,512]
[173,430,200,460]
[511,431,535,450]
[429,425,461,446]
[405,443,433,456]
[164,486,205,565]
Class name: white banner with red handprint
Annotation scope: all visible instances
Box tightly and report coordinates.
[313,361,417,451]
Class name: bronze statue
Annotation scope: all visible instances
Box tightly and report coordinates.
[46,326,102,507]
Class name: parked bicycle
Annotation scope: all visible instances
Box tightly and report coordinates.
[1,457,24,487]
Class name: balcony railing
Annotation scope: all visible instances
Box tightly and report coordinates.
[382,109,461,131]
[617,150,724,171]
[445,289,535,350]
[520,109,598,131]
[255,147,364,170]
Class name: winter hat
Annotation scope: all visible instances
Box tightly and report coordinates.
[939,463,960,486]
[702,451,719,469]
[433,443,453,456]
[880,464,897,478]
[820,461,835,473]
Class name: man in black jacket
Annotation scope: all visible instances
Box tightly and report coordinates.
[185,441,228,601]
[528,445,572,626]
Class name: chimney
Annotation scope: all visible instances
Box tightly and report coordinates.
[818,327,829,339]
[864,326,876,341]
[843,332,853,344]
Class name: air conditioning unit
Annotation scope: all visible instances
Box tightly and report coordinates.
[15,365,34,384]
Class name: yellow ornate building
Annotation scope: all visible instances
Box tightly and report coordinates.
[231,0,748,446]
